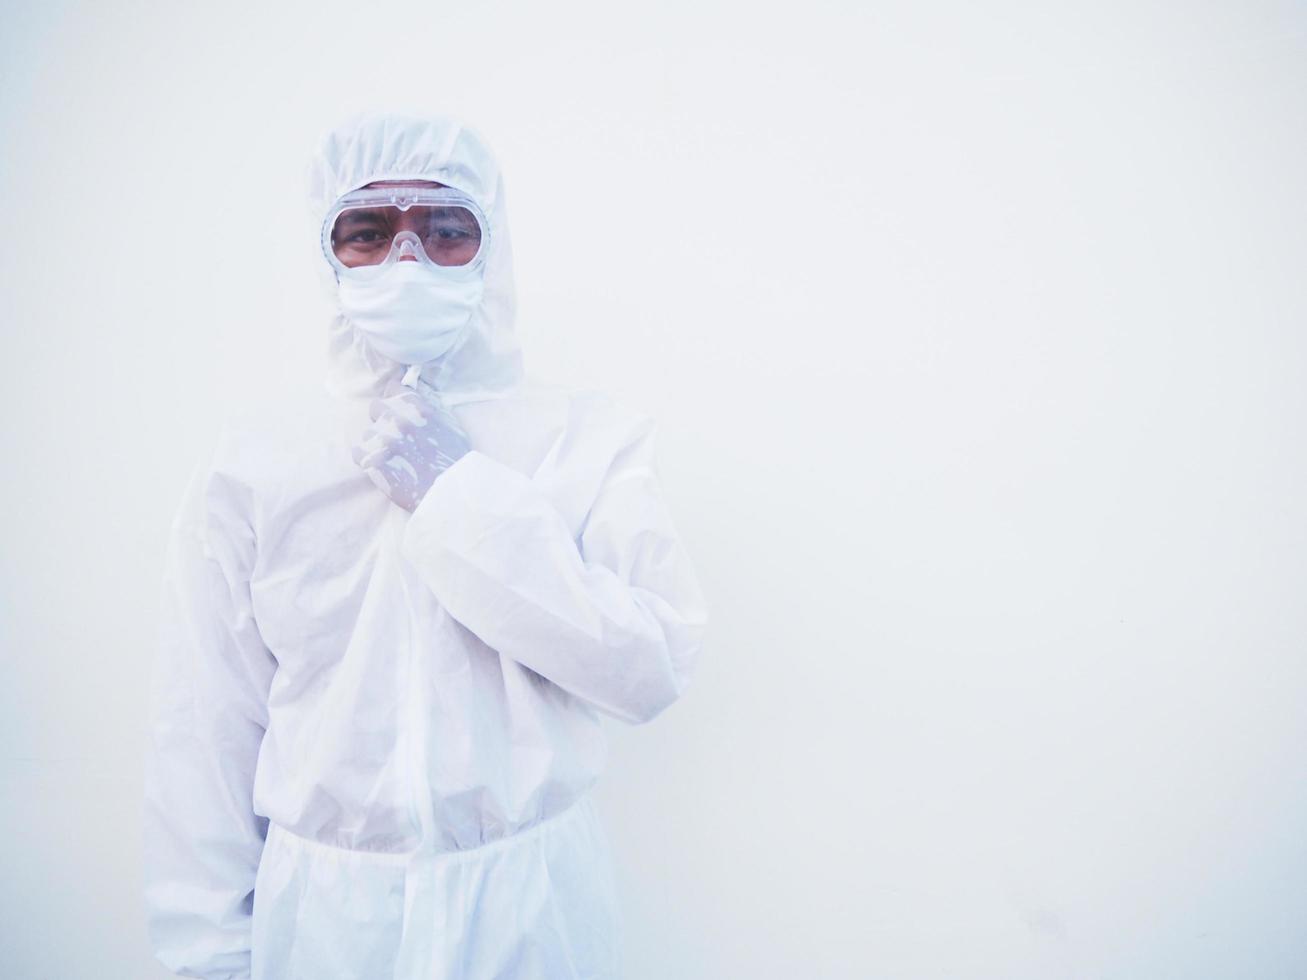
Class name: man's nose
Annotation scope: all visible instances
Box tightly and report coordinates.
[396,217,423,260]
[393,228,424,262]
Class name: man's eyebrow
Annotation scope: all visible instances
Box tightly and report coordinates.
[336,209,388,224]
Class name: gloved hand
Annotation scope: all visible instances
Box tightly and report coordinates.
[350,379,471,512]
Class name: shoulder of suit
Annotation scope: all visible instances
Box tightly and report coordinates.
[204,384,338,491]
[566,387,656,442]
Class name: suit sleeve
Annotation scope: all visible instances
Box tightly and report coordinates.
[401,415,708,725]
[142,448,277,980]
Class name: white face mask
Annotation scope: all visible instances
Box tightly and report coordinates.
[338,261,485,366]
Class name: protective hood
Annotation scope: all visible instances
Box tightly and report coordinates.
[307,112,524,406]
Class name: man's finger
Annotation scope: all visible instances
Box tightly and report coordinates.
[363,415,404,441]
[388,394,427,427]
[356,444,393,471]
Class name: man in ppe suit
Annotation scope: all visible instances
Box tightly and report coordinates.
[142,112,708,980]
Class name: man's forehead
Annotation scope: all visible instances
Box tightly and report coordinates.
[364,179,447,189]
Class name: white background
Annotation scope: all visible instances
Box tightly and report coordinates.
[2,1,1305,977]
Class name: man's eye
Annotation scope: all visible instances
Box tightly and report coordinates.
[424,222,478,241]
[347,230,385,244]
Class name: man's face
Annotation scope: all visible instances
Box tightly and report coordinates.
[331,180,482,269]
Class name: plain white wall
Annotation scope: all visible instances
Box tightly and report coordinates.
[2,1,1305,977]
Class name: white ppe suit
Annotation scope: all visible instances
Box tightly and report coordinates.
[142,113,708,979]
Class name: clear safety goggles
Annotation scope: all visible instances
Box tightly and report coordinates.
[322,186,490,276]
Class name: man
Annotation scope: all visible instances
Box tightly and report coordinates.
[143,112,708,980]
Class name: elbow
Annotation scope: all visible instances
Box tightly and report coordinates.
[595,597,706,725]
[621,680,683,726]
[610,639,697,726]
[624,615,705,725]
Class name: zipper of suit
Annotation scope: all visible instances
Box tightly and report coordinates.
[393,512,437,854]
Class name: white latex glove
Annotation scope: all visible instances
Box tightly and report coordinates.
[351,379,471,512]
